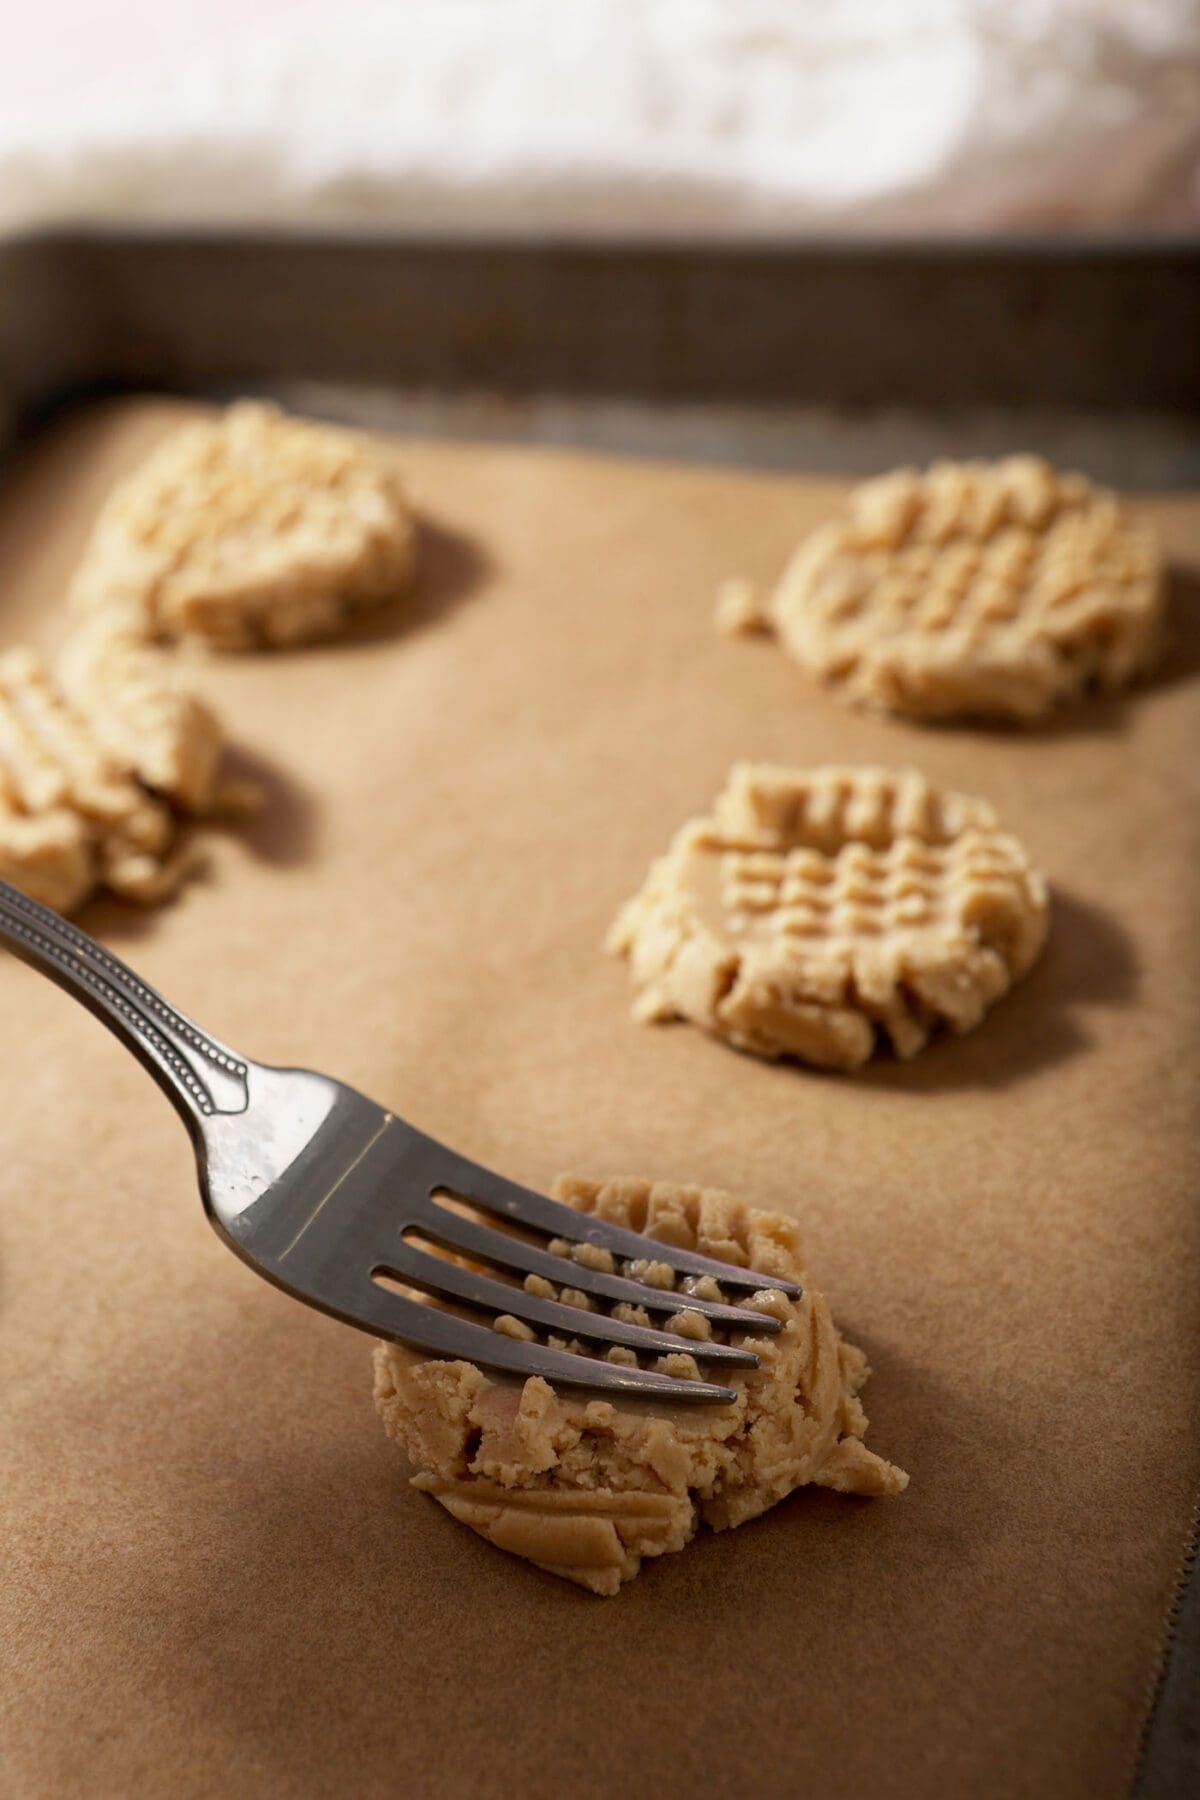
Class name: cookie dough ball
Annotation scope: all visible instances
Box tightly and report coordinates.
[608,763,1049,1070]
[375,1175,907,1595]
[733,456,1162,722]
[70,402,418,651]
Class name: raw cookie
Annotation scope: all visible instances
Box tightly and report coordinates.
[729,456,1162,722]
[0,803,93,916]
[608,763,1048,1070]
[70,401,418,651]
[0,645,221,912]
[58,623,223,813]
[374,1175,907,1596]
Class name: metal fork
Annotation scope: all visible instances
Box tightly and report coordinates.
[0,879,799,1403]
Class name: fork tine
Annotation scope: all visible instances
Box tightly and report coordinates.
[346,1279,739,1403]
[380,1241,761,1367]
[402,1193,787,1334]
[424,1145,802,1299]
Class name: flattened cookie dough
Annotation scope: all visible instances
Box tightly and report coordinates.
[70,402,418,650]
[608,763,1049,1070]
[732,456,1162,722]
[58,623,223,814]
[375,1176,907,1596]
[0,802,93,916]
[0,645,223,912]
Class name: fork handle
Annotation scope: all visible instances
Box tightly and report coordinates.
[0,880,248,1130]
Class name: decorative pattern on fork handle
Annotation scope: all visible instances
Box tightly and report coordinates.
[0,880,248,1120]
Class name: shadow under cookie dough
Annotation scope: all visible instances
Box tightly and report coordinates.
[217,741,320,869]
[1149,560,1200,695]
[854,886,1138,1094]
[326,515,494,653]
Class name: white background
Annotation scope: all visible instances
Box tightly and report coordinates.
[2,0,1198,235]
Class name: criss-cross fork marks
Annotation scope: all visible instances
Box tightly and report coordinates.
[721,832,1032,945]
[770,461,1163,721]
[71,402,418,650]
[0,647,210,913]
[0,650,153,825]
[811,512,1154,647]
[611,762,1050,1070]
[713,763,992,855]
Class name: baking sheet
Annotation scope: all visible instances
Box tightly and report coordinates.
[2,399,1198,1799]
[5,233,1200,442]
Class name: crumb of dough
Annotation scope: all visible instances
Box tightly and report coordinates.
[665,1308,712,1341]
[374,1175,908,1596]
[747,456,1162,722]
[623,1257,676,1289]
[714,575,767,636]
[494,1315,536,1343]
[0,644,225,914]
[607,762,1048,1071]
[681,1274,724,1303]
[568,1241,615,1274]
[69,401,418,651]
[544,1236,616,1276]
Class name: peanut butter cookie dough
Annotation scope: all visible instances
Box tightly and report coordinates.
[3,401,418,908]
[375,1176,907,1596]
[57,624,223,814]
[608,763,1048,1071]
[70,402,418,650]
[723,456,1162,722]
[0,644,223,912]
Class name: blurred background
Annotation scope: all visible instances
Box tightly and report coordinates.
[2,1,1199,488]
[4,0,1199,235]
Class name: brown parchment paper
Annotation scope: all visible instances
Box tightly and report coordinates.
[2,401,1198,1800]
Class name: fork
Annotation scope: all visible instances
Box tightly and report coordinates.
[0,879,799,1403]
